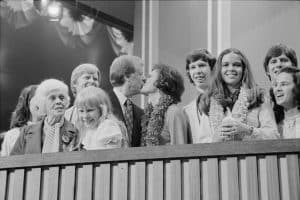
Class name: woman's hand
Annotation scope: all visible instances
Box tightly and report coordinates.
[220,120,250,140]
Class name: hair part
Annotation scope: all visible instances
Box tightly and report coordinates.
[201,48,264,114]
[75,86,112,115]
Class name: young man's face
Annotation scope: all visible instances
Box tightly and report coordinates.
[267,54,292,80]
[188,59,212,91]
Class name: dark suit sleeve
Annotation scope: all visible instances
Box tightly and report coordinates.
[10,127,26,155]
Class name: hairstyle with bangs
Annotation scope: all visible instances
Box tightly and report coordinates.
[75,86,112,115]
[70,63,101,96]
[200,48,264,114]
[185,48,216,84]
[271,66,300,123]
[10,85,37,129]
[263,44,298,75]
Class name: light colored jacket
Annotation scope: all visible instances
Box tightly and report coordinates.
[184,99,213,143]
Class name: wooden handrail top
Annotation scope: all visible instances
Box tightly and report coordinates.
[0,139,299,169]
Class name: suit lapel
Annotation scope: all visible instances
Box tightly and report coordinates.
[108,90,125,122]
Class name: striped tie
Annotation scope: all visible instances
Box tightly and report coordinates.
[124,99,133,143]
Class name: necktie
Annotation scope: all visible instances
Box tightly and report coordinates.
[124,99,133,143]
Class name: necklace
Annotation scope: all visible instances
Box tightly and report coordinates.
[209,86,250,136]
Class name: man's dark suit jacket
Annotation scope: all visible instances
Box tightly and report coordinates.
[107,90,143,147]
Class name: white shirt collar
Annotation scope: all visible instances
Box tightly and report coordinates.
[113,87,128,106]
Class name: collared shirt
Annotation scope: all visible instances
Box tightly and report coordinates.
[113,87,128,113]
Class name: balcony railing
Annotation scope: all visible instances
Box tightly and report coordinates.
[0,139,299,200]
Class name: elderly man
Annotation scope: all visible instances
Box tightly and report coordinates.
[65,63,101,125]
[108,55,144,147]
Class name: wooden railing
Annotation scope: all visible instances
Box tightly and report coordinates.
[0,139,299,200]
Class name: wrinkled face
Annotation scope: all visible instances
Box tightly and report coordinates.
[188,59,212,90]
[273,72,296,109]
[77,106,101,129]
[141,69,160,94]
[268,54,292,80]
[127,63,145,96]
[221,53,244,88]
[45,89,68,117]
[75,72,100,95]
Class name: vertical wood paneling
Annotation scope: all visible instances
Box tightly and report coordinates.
[259,156,280,200]
[202,158,219,200]
[286,154,300,200]
[220,157,239,200]
[240,156,259,200]
[0,170,7,200]
[112,162,128,200]
[59,166,75,200]
[94,164,111,200]
[165,160,181,200]
[7,169,24,200]
[25,168,41,200]
[279,154,300,200]
[182,159,200,200]
[129,161,146,200]
[41,167,59,200]
[147,161,163,200]
[76,164,93,200]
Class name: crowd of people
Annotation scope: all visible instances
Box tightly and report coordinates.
[1,43,299,156]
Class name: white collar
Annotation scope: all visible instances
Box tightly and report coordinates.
[113,87,128,106]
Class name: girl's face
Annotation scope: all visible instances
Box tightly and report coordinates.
[221,52,244,88]
[140,69,160,95]
[77,105,102,129]
[273,72,296,109]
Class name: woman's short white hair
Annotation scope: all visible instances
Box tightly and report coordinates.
[34,79,70,112]
[70,63,101,97]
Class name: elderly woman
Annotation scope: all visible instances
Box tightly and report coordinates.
[272,66,300,138]
[65,63,101,125]
[183,49,216,143]
[140,64,188,146]
[1,85,44,156]
[11,79,79,155]
[200,48,279,141]
[75,86,129,150]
